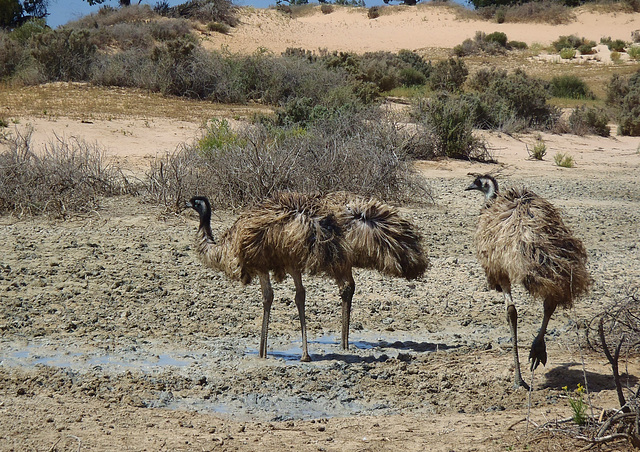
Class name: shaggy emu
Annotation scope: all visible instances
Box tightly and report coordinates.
[187,192,429,361]
[187,193,349,362]
[322,192,430,350]
[466,175,591,388]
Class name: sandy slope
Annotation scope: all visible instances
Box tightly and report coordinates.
[204,5,640,54]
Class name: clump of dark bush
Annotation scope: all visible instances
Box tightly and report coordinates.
[0,128,133,217]
[606,70,640,136]
[552,35,595,52]
[411,93,491,161]
[453,31,527,58]
[549,75,595,99]
[568,106,610,137]
[428,58,468,93]
[319,49,432,94]
[464,68,558,132]
[30,29,97,81]
[147,110,427,211]
[0,30,30,80]
[601,36,628,52]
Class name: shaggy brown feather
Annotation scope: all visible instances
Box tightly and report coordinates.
[196,192,349,285]
[323,191,430,279]
[475,186,590,307]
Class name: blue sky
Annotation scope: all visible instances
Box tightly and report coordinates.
[46,0,393,29]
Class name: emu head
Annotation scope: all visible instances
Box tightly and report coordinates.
[465,174,498,201]
[186,196,212,227]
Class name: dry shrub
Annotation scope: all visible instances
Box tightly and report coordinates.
[0,128,133,217]
[146,111,428,212]
[66,4,157,29]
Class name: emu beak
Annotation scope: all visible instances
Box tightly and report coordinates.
[465,181,480,191]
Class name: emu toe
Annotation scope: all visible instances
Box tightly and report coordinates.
[529,337,547,370]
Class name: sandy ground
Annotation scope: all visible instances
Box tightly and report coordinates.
[1,5,640,452]
[205,5,640,54]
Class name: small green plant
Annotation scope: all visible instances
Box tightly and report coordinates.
[628,46,640,60]
[559,47,576,59]
[528,138,547,160]
[367,6,380,19]
[611,51,622,63]
[554,152,575,168]
[207,21,230,34]
[198,118,244,156]
[320,4,334,14]
[563,384,588,425]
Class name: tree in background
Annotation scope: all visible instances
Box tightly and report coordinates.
[85,0,142,6]
[0,0,49,28]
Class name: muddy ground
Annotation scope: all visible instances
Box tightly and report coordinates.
[1,118,639,451]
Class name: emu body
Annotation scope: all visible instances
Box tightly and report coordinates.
[466,175,590,388]
[187,192,429,361]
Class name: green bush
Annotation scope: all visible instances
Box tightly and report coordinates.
[9,18,48,44]
[429,58,468,93]
[528,138,547,160]
[0,31,29,80]
[549,75,594,99]
[568,106,610,137]
[399,67,427,87]
[601,36,627,52]
[553,35,593,51]
[472,68,557,130]
[628,46,640,60]
[554,152,575,168]
[30,29,97,81]
[560,47,576,59]
[618,88,640,136]
[207,21,230,34]
[485,31,508,47]
[418,93,490,160]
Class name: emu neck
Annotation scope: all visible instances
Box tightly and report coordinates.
[484,181,498,202]
[198,208,215,244]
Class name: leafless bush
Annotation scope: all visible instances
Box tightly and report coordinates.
[146,110,430,212]
[0,128,133,217]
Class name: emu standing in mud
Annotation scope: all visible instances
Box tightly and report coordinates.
[187,193,349,362]
[466,175,591,388]
[322,192,429,350]
[187,192,429,361]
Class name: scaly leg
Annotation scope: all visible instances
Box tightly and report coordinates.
[505,291,529,390]
[291,271,311,362]
[338,269,355,350]
[258,273,274,359]
[529,299,556,370]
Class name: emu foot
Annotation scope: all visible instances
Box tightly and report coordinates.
[300,353,312,363]
[529,337,547,371]
[513,376,530,391]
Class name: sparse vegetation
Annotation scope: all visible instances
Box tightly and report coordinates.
[146,109,427,211]
[554,152,575,167]
[0,128,133,217]
[528,137,547,160]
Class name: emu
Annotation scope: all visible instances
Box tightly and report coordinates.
[187,193,349,362]
[466,175,591,388]
[187,191,429,361]
[322,192,429,350]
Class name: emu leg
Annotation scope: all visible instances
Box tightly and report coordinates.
[529,300,556,370]
[505,292,529,390]
[338,270,355,350]
[258,273,274,359]
[291,271,311,362]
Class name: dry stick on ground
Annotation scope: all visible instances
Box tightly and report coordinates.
[598,318,628,411]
